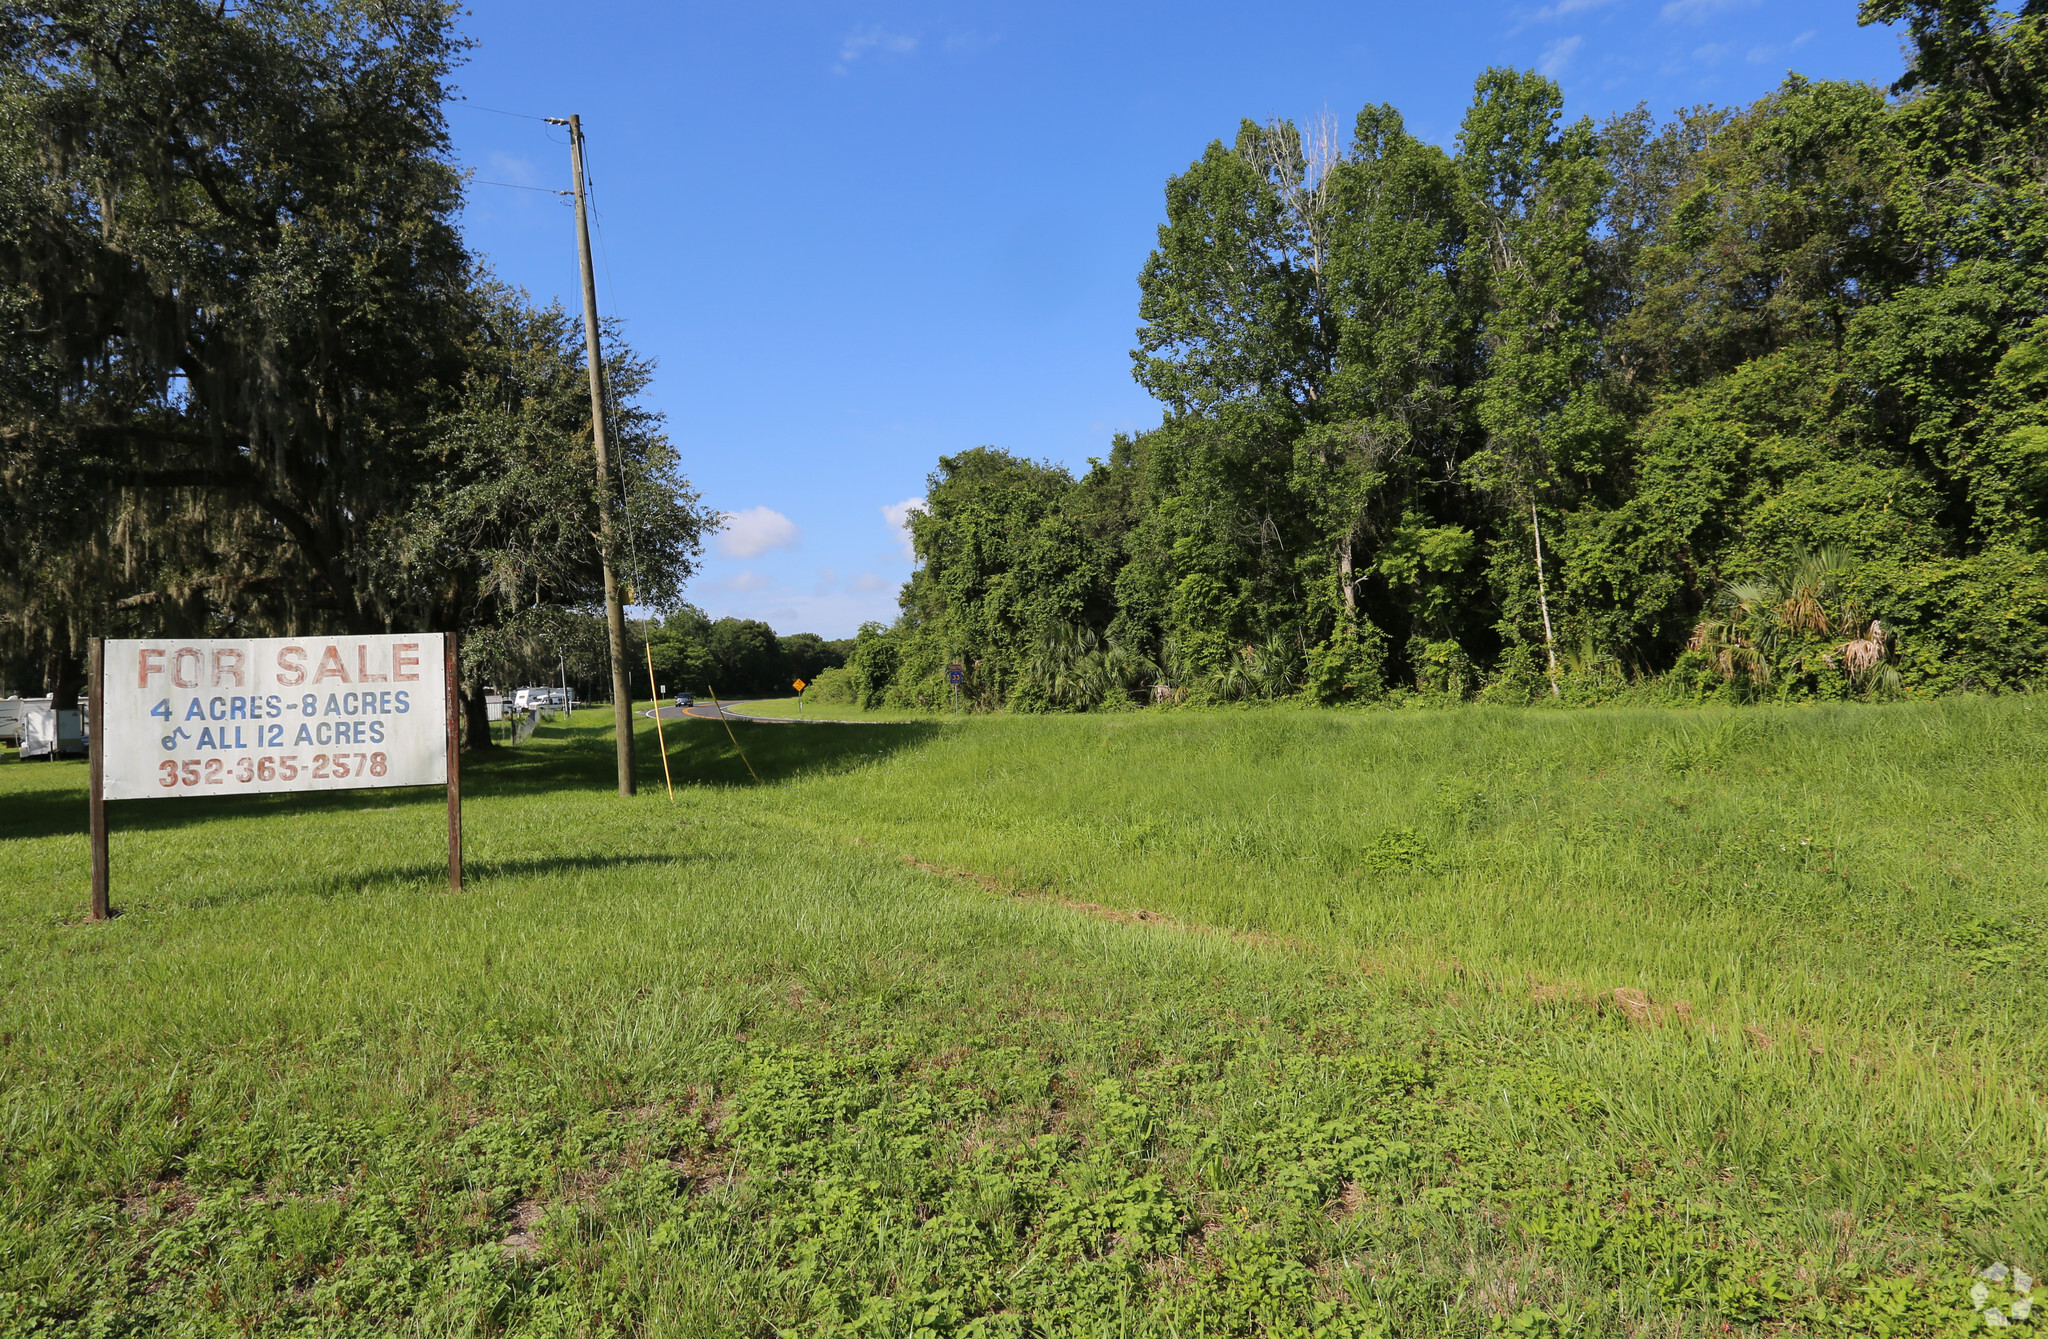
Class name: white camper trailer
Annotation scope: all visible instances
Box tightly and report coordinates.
[18,698,87,760]
[0,697,22,747]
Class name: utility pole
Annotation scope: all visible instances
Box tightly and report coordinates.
[555,112,636,796]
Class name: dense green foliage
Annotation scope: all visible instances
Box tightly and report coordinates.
[5,699,2046,1333]
[0,0,715,710]
[857,0,2048,711]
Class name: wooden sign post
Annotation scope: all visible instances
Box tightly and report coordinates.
[88,639,109,920]
[85,632,463,920]
[445,635,462,893]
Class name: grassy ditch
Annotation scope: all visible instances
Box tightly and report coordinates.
[1,700,2043,1336]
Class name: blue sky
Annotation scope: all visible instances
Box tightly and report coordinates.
[448,1,1907,639]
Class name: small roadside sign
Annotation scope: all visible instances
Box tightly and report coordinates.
[947,664,964,684]
[793,679,807,691]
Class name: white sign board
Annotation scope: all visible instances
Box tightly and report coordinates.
[101,635,447,800]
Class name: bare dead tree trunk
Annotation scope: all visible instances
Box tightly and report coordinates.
[1338,528,1356,616]
[1531,501,1560,698]
[1256,109,1341,360]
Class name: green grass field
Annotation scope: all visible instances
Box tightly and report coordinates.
[3,700,2045,1337]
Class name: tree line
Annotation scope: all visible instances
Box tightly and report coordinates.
[850,0,2048,711]
[642,610,850,701]
[0,0,718,743]
[462,606,849,707]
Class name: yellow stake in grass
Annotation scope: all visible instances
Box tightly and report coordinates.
[645,639,675,802]
[705,686,762,784]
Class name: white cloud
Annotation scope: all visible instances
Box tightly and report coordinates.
[881,497,924,563]
[720,569,771,593]
[716,506,801,559]
[813,567,839,597]
[485,151,538,185]
[850,572,888,592]
[834,26,917,74]
[1660,0,1759,22]
[1748,29,1814,63]
[1692,41,1734,63]
[1532,0,1610,19]
[1539,35,1583,76]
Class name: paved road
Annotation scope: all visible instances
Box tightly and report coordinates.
[645,700,762,723]
[645,701,872,725]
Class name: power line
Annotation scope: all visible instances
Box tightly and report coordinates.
[453,101,572,147]
[450,100,554,122]
[582,156,628,359]
[472,179,569,196]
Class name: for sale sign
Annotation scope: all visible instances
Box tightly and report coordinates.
[101,635,448,800]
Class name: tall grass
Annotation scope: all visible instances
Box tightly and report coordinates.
[747,698,2048,1244]
[772,700,2047,1013]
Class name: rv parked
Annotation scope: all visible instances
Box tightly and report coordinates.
[17,698,88,760]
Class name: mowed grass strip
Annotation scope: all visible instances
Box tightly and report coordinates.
[1,701,2042,1337]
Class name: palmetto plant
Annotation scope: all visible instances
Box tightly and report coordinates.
[1777,546,1857,636]
[1211,634,1304,702]
[1020,622,1159,711]
[1841,621,1902,694]
[1155,638,1199,705]
[1686,548,1896,692]
[1687,580,1778,687]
